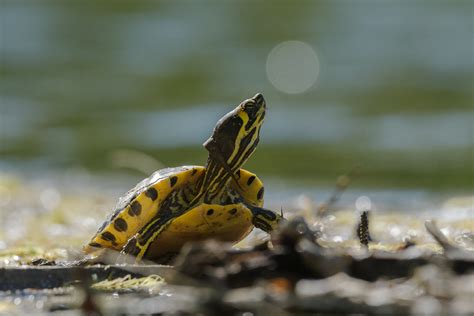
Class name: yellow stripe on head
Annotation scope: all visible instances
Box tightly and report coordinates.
[196,94,266,203]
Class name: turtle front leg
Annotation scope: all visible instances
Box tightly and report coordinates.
[121,235,143,259]
[249,205,285,233]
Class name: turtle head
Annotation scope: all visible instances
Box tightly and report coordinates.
[203,93,266,173]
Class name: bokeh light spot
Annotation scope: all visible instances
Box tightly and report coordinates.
[355,196,372,212]
[266,41,320,94]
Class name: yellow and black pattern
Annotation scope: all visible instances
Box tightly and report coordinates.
[137,203,254,259]
[232,169,265,207]
[119,169,267,259]
[84,166,204,253]
[84,167,267,257]
[84,93,283,261]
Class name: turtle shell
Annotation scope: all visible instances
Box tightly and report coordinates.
[84,165,265,254]
[84,166,204,252]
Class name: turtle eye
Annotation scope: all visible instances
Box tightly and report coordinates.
[242,93,265,121]
[242,101,259,119]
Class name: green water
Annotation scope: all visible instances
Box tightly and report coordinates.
[1,1,473,190]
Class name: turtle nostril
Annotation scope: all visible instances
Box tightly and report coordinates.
[253,93,265,106]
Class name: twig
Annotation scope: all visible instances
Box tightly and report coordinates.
[424,219,458,254]
[316,164,361,216]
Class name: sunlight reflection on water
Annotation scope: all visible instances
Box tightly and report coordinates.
[123,105,473,150]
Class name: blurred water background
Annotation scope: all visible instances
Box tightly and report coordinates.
[1,5,474,315]
[1,1,473,207]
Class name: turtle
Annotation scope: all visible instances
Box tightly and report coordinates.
[84,93,283,261]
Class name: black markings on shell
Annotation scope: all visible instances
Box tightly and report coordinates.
[145,187,158,201]
[191,168,197,176]
[128,201,142,216]
[101,231,117,243]
[257,187,264,200]
[207,209,214,216]
[229,208,238,215]
[89,242,102,248]
[170,176,178,187]
[114,218,128,232]
[247,175,256,186]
